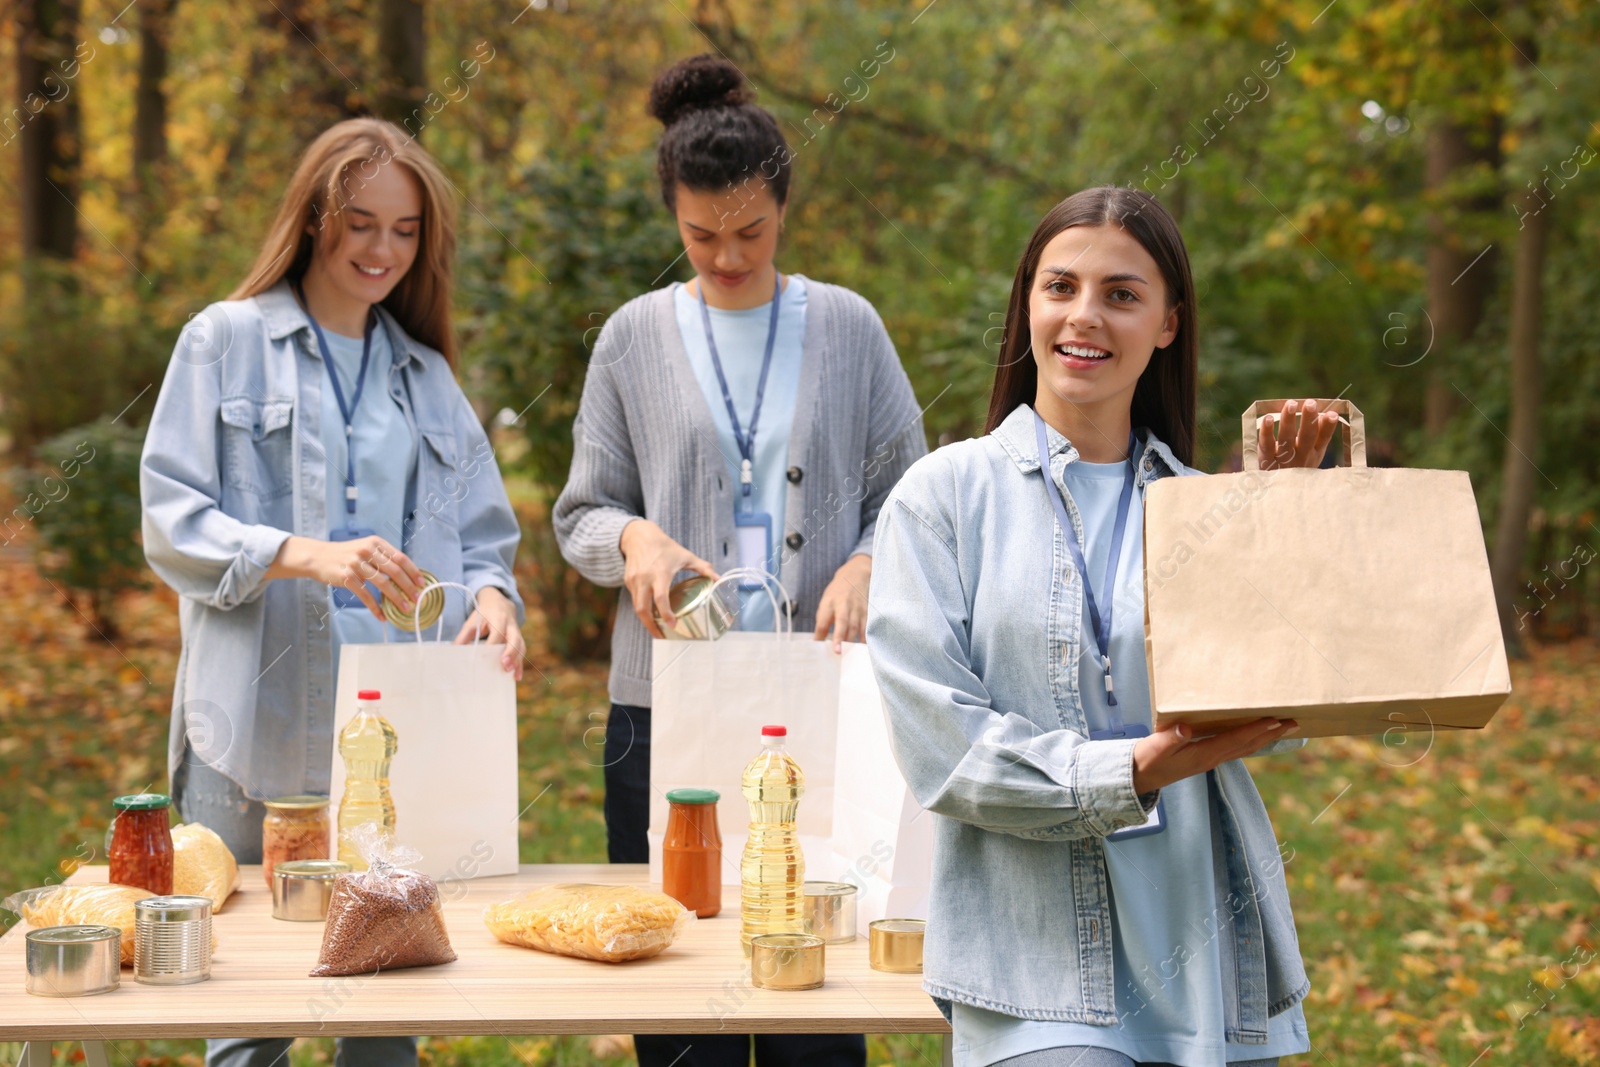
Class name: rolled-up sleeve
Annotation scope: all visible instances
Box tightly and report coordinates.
[866,487,1159,841]
[552,318,645,588]
[139,332,291,611]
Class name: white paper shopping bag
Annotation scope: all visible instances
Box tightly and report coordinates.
[828,644,932,931]
[329,584,519,883]
[648,631,840,884]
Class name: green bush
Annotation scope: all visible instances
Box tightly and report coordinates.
[23,419,148,638]
[0,265,170,459]
[460,143,683,659]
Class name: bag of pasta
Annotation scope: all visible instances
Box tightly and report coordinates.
[4,883,153,965]
[484,884,693,963]
[171,823,240,909]
[311,825,456,977]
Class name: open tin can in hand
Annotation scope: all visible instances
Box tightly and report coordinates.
[654,576,734,640]
[384,569,445,632]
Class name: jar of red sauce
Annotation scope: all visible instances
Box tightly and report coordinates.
[109,793,174,895]
[663,788,722,918]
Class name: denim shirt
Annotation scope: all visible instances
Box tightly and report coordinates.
[140,281,524,801]
[865,402,1309,1041]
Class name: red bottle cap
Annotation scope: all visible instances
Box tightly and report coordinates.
[761,725,787,737]
[358,689,382,700]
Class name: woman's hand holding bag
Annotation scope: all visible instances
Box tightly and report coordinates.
[1131,395,1336,793]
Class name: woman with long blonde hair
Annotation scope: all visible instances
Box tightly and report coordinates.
[140,118,525,1067]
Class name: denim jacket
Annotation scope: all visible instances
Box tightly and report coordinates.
[140,281,524,800]
[865,402,1309,1041]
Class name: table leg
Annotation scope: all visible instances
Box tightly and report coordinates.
[81,1043,110,1067]
[940,1032,952,1067]
[18,1043,50,1067]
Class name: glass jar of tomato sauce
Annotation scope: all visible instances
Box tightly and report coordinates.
[663,788,722,918]
[109,793,174,894]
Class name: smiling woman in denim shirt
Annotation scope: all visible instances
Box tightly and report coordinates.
[866,187,1341,1067]
[140,119,524,1067]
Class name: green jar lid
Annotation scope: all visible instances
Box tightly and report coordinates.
[112,793,171,811]
[666,788,721,805]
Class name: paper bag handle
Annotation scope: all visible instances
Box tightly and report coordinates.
[374,580,490,645]
[706,568,795,639]
[1240,398,1367,471]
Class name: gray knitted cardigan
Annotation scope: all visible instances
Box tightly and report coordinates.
[553,278,928,707]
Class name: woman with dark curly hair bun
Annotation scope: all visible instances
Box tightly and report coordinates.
[556,52,928,1067]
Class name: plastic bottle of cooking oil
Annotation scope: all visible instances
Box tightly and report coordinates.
[337,688,398,869]
[740,724,805,954]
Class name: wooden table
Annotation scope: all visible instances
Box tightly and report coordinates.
[2,865,949,1061]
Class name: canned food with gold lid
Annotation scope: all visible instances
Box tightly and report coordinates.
[384,570,444,632]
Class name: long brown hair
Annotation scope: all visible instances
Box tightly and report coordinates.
[228,118,459,369]
[983,186,1197,467]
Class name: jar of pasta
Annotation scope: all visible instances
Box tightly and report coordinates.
[262,795,331,888]
[662,788,722,918]
[109,793,174,895]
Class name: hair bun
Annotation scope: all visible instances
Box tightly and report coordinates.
[648,54,754,127]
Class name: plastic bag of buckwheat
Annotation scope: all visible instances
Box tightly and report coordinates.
[310,824,456,976]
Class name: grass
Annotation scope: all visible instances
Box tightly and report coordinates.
[2,544,1597,1066]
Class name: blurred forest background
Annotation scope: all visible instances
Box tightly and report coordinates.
[2,0,1598,650]
[2,2,1599,1065]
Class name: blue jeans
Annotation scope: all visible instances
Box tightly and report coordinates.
[171,751,418,1067]
[606,703,866,1067]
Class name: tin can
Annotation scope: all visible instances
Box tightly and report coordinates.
[384,569,444,632]
[272,859,351,921]
[869,918,926,973]
[803,882,858,944]
[134,895,214,985]
[654,577,734,640]
[750,933,825,990]
[26,925,121,998]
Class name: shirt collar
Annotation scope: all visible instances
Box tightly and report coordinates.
[257,279,427,371]
[990,401,1190,484]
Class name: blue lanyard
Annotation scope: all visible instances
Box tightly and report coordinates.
[295,281,374,525]
[697,273,782,498]
[1033,411,1138,717]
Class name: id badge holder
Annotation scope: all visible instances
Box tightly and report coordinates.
[328,525,378,608]
[733,511,773,590]
[1088,722,1167,840]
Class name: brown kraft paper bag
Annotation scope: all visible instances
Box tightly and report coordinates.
[1142,398,1511,741]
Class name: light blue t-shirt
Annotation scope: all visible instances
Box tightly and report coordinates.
[950,441,1311,1067]
[317,324,418,664]
[673,274,808,633]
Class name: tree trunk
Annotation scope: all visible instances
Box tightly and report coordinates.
[15,0,82,264]
[376,0,426,136]
[1422,120,1501,436]
[133,0,175,274]
[134,0,173,197]
[1490,103,1549,656]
